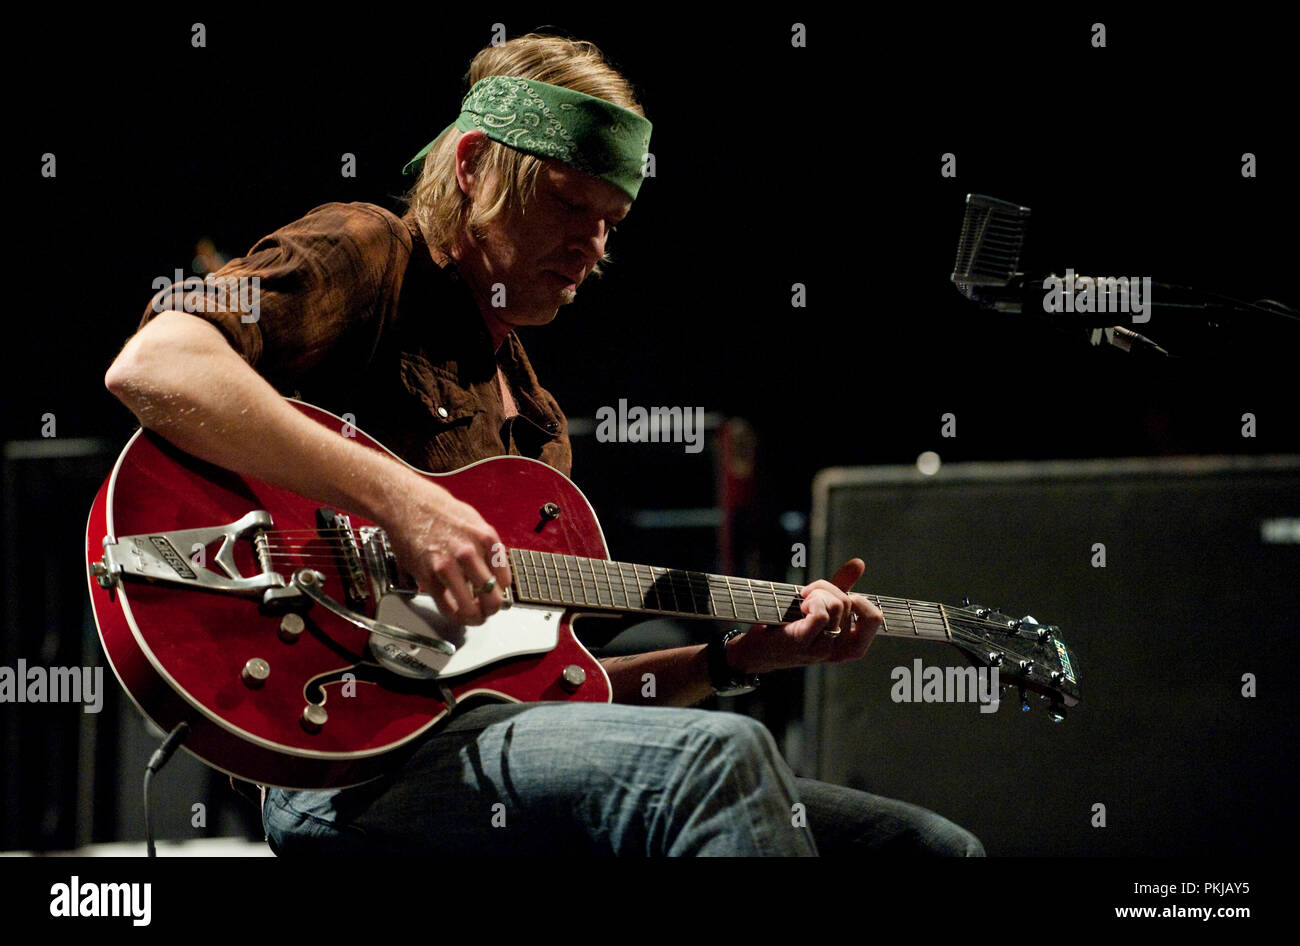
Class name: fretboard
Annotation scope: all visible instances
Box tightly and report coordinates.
[508,548,951,640]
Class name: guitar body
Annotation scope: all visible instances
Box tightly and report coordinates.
[86,401,612,789]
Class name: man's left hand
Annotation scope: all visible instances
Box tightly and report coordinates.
[725,558,883,675]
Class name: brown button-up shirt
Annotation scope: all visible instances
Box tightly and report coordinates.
[139,202,571,477]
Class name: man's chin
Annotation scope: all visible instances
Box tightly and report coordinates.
[519,302,563,325]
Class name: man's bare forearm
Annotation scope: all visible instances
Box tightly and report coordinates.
[104,311,435,523]
[600,633,756,707]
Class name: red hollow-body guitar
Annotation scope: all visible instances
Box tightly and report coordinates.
[86,401,1081,788]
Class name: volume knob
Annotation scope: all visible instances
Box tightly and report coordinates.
[241,658,270,688]
[560,665,587,691]
[301,704,328,733]
[279,613,305,642]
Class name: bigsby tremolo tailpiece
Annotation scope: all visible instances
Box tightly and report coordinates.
[90,510,456,679]
[90,511,283,594]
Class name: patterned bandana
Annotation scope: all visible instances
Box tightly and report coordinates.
[402,75,653,200]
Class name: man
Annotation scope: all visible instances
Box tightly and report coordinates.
[105,33,983,856]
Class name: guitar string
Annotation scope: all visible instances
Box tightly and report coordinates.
[260,539,993,627]
[258,533,986,612]
[253,540,1055,666]
[258,532,1021,630]
[260,537,958,611]
[260,535,997,612]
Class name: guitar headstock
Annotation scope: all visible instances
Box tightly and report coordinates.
[943,601,1082,718]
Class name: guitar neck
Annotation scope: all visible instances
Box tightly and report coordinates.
[507,548,951,641]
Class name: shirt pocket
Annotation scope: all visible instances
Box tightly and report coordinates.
[398,353,480,428]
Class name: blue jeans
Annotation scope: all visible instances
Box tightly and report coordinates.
[263,701,984,856]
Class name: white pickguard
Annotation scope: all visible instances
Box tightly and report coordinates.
[374,593,560,679]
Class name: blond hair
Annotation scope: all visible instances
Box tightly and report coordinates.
[402,33,645,262]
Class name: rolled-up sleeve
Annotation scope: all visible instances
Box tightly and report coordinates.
[139,202,408,388]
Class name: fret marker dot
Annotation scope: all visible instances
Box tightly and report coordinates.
[916,452,941,476]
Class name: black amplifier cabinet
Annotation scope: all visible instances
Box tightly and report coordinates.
[803,456,1299,855]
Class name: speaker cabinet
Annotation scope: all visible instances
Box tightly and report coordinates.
[803,456,1299,855]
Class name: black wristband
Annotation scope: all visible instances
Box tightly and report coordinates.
[707,628,760,697]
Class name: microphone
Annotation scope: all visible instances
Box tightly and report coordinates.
[950,194,1032,314]
[949,193,1299,357]
[950,193,1153,354]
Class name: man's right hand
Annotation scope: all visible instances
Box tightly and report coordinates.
[105,312,511,627]
[377,479,512,625]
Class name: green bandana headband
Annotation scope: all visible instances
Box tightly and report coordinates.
[403,75,653,200]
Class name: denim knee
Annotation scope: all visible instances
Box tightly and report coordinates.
[684,712,783,772]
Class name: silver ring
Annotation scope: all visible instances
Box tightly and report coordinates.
[825,606,856,639]
[474,578,497,597]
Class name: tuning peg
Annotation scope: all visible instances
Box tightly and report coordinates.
[1018,686,1031,712]
[960,597,970,606]
[1048,704,1067,723]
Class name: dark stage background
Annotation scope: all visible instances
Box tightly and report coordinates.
[3,7,1297,856]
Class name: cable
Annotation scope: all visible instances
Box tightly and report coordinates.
[143,721,191,857]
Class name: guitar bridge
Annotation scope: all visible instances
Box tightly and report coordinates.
[316,508,368,610]
[91,511,285,595]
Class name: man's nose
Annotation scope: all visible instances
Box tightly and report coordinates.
[570,220,608,260]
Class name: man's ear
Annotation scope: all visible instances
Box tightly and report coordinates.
[454,131,490,197]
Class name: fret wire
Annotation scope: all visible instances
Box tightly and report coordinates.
[510,551,524,600]
[722,577,740,621]
[616,561,635,610]
[596,557,613,607]
[536,549,556,602]
[728,577,761,623]
[766,580,782,624]
[652,566,672,613]
[601,561,617,607]
[573,555,589,606]
[552,553,566,603]
[567,554,581,604]
[577,555,598,607]
[517,550,529,600]
[600,559,616,609]
[641,563,660,611]
[577,556,597,608]
[529,553,539,602]
[523,549,537,600]
[745,579,760,624]
[684,568,700,616]
[597,559,615,608]
[686,574,703,614]
[551,554,564,603]
[518,549,532,600]
[606,559,621,608]
[546,552,565,603]
[561,554,578,606]
[529,549,545,601]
